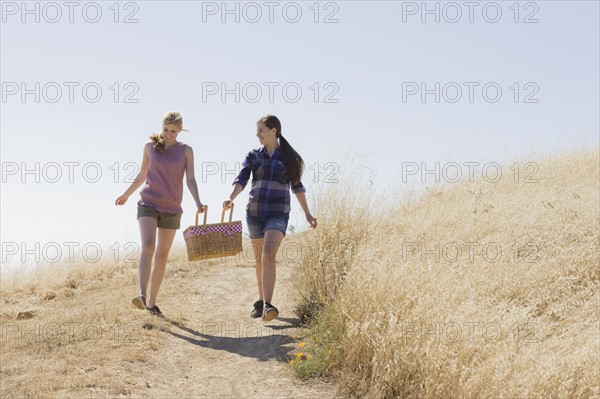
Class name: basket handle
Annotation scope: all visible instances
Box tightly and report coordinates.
[195,205,208,226]
[221,202,235,225]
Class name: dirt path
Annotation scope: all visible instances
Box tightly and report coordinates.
[1,246,335,398]
[134,257,335,399]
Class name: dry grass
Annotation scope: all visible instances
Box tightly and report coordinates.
[0,240,333,398]
[2,148,597,398]
[0,250,211,398]
[293,148,600,398]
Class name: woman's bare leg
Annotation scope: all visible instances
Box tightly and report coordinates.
[147,227,177,308]
[251,237,264,300]
[138,217,157,298]
[261,230,285,304]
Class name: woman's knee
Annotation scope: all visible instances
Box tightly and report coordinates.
[262,245,279,263]
[141,241,156,255]
[154,252,169,265]
[261,256,276,268]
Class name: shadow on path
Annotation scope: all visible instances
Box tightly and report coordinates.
[265,316,304,331]
[147,317,302,362]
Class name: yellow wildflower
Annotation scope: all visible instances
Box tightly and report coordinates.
[299,342,306,348]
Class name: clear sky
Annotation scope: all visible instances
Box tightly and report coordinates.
[1,1,598,268]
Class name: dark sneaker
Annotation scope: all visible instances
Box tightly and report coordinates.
[250,300,264,318]
[146,305,163,317]
[262,302,279,322]
[132,295,146,309]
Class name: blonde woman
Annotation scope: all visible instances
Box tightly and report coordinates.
[224,115,317,322]
[115,111,205,316]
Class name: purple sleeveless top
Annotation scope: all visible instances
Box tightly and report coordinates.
[138,141,187,214]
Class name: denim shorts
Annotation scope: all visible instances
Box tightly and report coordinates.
[246,213,289,238]
[137,204,182,229]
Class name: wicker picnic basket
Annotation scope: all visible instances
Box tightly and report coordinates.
[183,204,243,261]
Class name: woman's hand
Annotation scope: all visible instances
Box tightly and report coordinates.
[222,200,233,210]
[306,213,318,229]
[197,204,207,213]
[115,194,129,205]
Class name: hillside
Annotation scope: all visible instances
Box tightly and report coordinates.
[0,245,333,398]
[291,148,600,398]
[2,148,598,398]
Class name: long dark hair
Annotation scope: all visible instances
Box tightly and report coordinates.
[258,115,304,183]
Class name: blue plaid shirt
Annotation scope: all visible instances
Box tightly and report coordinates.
[233,147,306,217]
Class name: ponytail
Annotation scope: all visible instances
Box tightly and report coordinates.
[149,133,165,152]
[278,134,304,183]
[258,115,304,183]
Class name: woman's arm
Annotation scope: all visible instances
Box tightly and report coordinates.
[223,183,244,209]
[223,151,253,209]
[184,146,205,212]
[294,190,318,229]
[115,143,151,205]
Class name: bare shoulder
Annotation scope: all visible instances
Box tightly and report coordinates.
[184,144,194,157]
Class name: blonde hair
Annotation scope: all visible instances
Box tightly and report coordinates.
[150,111,187,152]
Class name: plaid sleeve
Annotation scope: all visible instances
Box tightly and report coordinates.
[290,180,306,194]
[233,151,254,188]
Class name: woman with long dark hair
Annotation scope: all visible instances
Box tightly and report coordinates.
[224,115,317,321]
